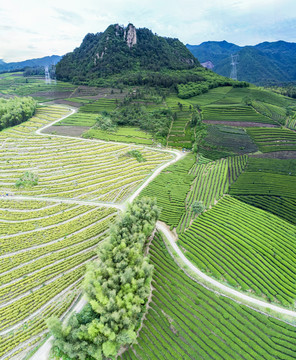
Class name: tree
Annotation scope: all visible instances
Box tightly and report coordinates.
[48,197,159,360]
[191,201,205,215]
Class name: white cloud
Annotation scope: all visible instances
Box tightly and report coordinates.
[0,0,295,62]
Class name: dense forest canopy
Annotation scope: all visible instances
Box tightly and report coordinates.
[0,96,37,130]
[187,40,296,86]
[56,24,199,84]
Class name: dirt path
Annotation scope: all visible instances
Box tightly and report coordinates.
[156,222,296,318]
[4,104,295,360]
[30,297,88,360]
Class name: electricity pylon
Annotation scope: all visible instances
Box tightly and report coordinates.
[230,54,239,80]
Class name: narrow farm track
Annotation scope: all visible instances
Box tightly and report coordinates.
[0,105,185,360]
[156,222,296,319]
[2,104,296,360]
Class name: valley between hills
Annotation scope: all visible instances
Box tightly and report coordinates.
[0,23,296,360]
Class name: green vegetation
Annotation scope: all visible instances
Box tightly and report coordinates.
[246,127,296,152]
[126,149,146,162]
[48,197,159,360]
[203,104,275,124]
[56,24,198,82]
[140,153,248,233]
[124,232,296,360]
[0,72,76,98]
[109,104,172,142]
[79,98,117,112]
[185,86,233,106]
[0,105,172,358]
[139,154,196,227]
[243,158,296,176]
[57,112,98,127]
[287,113,296,130]
[177,155,248,233]
[251,100,286,124]
[230,158,296,224]
[15,171,38,188]
[83,127,154,145]
[177,79,248,99]
[0,96,36,130]
[269,83,296,99]
[211,86,295,108]
[234,196,296,226]
[204,125,257,154]
[187,158,229,208]
[178,196,296,306]
[191,200,205,215]
[230,172,296,198]
[0,199,117,358]
[1,36,296,360]
[0,107,171,202]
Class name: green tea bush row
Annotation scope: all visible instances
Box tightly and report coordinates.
[178,196,296,306]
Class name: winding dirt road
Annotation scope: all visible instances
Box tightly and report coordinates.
[2,104,295,360]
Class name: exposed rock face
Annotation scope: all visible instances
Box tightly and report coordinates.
[201,60,214,69]
[56,23,199,81]
[124,24,137,48]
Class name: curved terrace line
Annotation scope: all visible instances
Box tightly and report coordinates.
[2,104,296,360]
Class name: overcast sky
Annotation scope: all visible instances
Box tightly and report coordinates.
[0,0,295,62]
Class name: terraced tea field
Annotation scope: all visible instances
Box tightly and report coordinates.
[1,79,296,360]
[177,155,248,233]
[0,104,174,359]
[178,196,296,307]
[139,154,196,227]
[55,112,98,127]
[204,125,258,154]
[0,107,171,202]
[230,158,296,224]
[203,104,276,125]
[165,96,193,149]
[79,98,117,112]
[82,126,154,145]
[123,233,296,360]
[246,127,296,152]
[0,199,117,359]
[141,153,248,233]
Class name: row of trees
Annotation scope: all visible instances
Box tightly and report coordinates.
[0,96,37,131]
[177,79,249,99]
[48,197,159,360]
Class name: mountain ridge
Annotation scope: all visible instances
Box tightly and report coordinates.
[0,55,62,73]
[55,23,200,83]
[187,40,296,85]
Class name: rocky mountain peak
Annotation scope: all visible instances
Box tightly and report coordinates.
[124,24,137,48]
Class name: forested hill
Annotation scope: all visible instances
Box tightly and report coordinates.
[0,55,61,73]
[55,23,200,83]
[187,40,296,85]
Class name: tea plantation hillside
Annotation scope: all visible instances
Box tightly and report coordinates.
[0,55,296,360]
[0,104,172,359]
[123,233,296,360]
